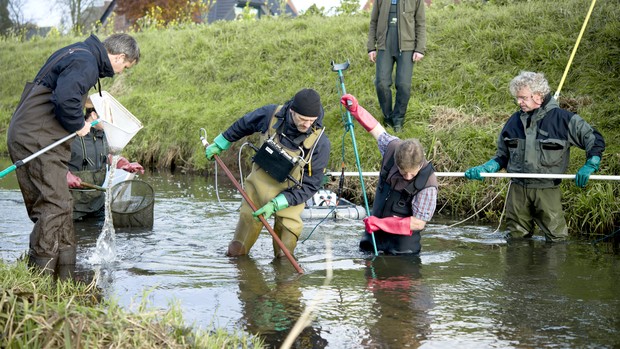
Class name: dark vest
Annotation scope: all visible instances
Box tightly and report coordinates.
[255,106,323,186]
[68,129,109,218]
[360,140,438,255]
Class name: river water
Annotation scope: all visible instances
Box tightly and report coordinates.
[1,161,619,348]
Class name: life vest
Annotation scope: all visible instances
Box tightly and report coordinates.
[360,139,438,255]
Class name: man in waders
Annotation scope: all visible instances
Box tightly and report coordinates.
[67,98,144,221]
[7,33,140,278]
[206,88,331,258]
[464,71,605,242]
[341,94,437,255]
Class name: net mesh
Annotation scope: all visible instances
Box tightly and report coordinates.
[110,180,154,228]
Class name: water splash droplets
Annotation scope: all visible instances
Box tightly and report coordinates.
[89,155,120,265]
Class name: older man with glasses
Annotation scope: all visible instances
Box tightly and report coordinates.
[464,71,605,242]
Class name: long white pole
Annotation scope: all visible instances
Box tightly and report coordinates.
[327,171,620,181]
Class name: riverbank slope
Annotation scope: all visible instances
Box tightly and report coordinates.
[1,0,618,236]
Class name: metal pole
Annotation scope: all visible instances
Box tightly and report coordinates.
[327,171,620,181]
[331,60,378,256]
[1,120,101,179]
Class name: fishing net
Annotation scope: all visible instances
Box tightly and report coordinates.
[110,180,154,228]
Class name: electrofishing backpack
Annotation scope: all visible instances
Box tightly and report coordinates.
[252,106,324,187]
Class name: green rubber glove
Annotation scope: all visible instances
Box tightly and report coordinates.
[464,159,501,181]
[253,194,289,221]
[575,156,600,188]
[205,134,231,161]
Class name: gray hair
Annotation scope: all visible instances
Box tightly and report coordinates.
[509,71,550,97]
[394,139,425,171]
[103,33,140,64]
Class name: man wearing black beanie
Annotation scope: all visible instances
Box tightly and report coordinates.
[205,88,331,258]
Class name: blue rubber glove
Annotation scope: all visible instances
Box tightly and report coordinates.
[575,156,600,188]
[464,159,501,181]
[205,134,231,161]
[253,194,289,221]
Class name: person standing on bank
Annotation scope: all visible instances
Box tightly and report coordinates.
[205,89,331,258]
[464,71,605,242]
[7,33,140,276]
[367,0,426,133]
[341,94,437,255]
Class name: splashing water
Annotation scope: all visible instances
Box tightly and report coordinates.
[89,155,120,265]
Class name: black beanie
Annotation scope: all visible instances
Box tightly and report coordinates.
[290,88,322,117]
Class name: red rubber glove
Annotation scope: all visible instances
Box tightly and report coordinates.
[67,171,82,188]
[364,216,412,236]
[340,94,379,132]
[116,156,130,169]
[116,156,145,174]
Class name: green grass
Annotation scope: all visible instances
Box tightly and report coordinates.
[0,259,264,348]
[1,0,618,236]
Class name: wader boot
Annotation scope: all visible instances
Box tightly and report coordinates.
[28,249,58,275]
[57,245,77,280]
[272,208,304,259]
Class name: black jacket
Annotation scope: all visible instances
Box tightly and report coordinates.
[222,100,331,206]
[37,34,114,133]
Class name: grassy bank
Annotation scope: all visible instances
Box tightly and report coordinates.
[1,0,618,236]
[0,260,263,348]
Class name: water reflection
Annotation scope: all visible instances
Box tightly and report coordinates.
[362,256,433,348]
[2,158,620,348]
[493,240,620,348]
[234,256,329,348]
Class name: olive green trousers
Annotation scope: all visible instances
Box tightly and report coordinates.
[505,182,568,242]
[229,167,304,258]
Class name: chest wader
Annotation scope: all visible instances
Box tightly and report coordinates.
[71,135,109,220]
[7,84,78,274]
[229,110,322,258]
[505,184,568,242]
[503,110,569,242]
[360,142,437,255]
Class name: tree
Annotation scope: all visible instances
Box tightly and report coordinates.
[0,0,13,35]
[300,4,326,17]
[56,0,97,34]
[7,0,26,31]
[335,0,361,16]
[115,0,207,29]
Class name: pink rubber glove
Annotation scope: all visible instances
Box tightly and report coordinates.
[364,216,412,236]
[116,156,130,169]
[116,157,145,174]
[67,171,82,188]
[122,162,144,174]
[340,94,379,132]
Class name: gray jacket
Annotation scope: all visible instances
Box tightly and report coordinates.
[367,0,427,54]
[494,95,605,188]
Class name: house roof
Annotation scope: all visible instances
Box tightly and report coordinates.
[206,0,298,23]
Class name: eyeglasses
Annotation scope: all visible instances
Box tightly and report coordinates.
[514,95,534,103]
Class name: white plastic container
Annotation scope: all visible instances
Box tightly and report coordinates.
[89,91,143,154]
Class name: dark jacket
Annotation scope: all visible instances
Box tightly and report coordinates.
[69,129,109,172]
[37,34,114,133]
[222,100,331,206]
[367,0,427,53]
[360,139,437,255]
[493,95,605,188]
